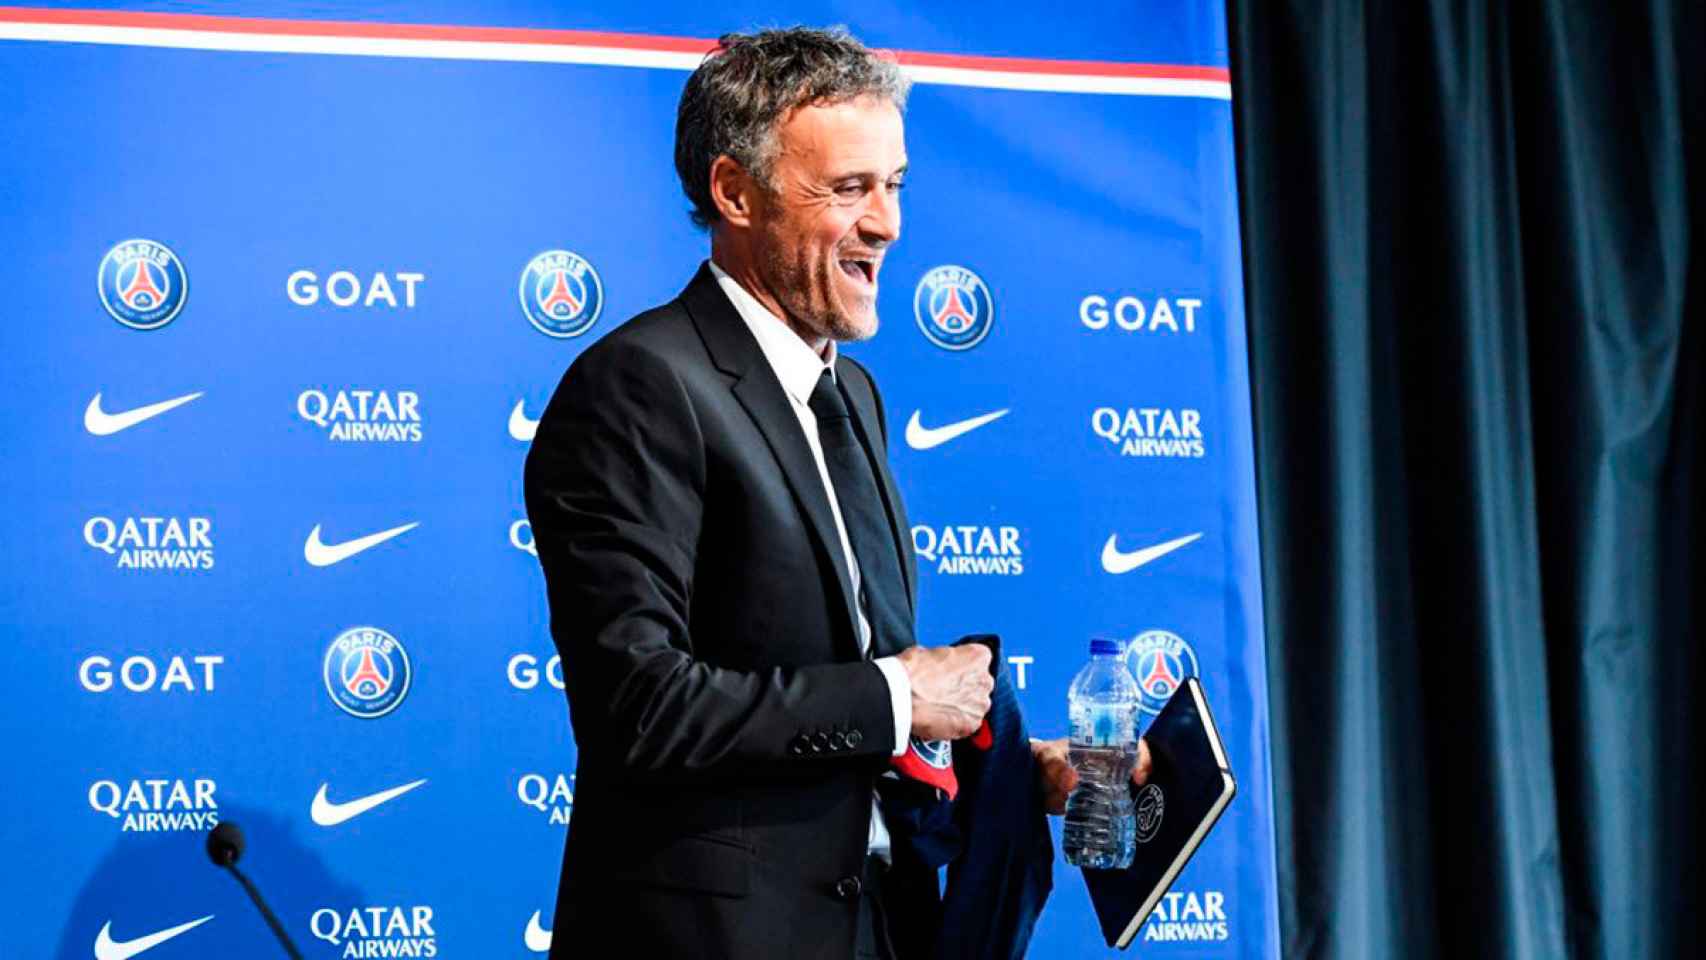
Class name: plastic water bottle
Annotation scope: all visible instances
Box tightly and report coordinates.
[1062,637,1140,869]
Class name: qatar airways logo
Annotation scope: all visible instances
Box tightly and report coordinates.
[297,389,422,443]
[1092,407,1206,459]
[510,519,536,556]
[911,524,1024,576]
[517,773,574,825]
[1079,294,1203,334]
[89,778,218,833]
[1143,890,1230,943]
[84,516,214,570]
[309,905,437,958]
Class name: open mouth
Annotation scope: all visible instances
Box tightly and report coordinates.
[838,258,876,286]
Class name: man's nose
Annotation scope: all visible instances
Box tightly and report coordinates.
[860,186,901,246]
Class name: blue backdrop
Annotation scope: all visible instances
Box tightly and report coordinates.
[0,3,1278,956]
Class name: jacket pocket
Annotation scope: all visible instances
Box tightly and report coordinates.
[635,832,752,899]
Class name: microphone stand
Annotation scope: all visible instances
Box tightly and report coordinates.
[217,860,303,960]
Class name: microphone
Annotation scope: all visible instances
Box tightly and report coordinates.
[206,822,304,960]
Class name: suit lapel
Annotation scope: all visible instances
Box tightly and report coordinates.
[680,265,864,660]
[836,359,918,635]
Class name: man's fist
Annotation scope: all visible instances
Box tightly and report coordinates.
[1031,737,1152,815]
[897,644,993,740]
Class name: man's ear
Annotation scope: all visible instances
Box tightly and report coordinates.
[709,155,760,229]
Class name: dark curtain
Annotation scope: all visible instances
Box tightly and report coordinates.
[1227,2,1702,957]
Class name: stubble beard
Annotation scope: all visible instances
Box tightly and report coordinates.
[758,239,876,345]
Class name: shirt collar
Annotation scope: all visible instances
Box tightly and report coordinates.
[708,259,836,406]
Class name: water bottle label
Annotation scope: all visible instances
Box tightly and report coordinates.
[1088,703,1131,746]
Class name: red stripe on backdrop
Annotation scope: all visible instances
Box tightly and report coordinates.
[0,5,1229,82]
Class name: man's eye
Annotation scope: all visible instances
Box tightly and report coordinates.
[836,183,865,197]
[886,180,906,193]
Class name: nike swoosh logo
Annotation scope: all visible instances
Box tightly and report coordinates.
[1101,532,1203,574]
[311,779,427,826]
[94,916,214,960]
[304,522,420,567]
[84,391,204,436]
[904,408,1009,450]
[524,911,552,952]
[509,400,539,442]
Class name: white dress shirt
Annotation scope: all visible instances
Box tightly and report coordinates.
[709,260,912,860]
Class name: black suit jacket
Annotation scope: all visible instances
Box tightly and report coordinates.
[523,264,932,959]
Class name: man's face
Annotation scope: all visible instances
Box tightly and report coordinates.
[750,95,906,343]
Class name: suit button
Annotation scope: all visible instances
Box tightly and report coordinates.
[858,585,869,608]
[812,731,831,751]
[847,729,863,748]
[830,731,848,750]
[790,734,809,755]
[835,876,862,900]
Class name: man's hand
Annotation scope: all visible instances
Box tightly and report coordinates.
[896,644,993,740]
[1030,737,1153,815]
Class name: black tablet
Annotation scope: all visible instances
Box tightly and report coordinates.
[1081,676,1237,949]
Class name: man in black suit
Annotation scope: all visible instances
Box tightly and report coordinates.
[524,27,1142,959]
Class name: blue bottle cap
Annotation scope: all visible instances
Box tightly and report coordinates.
[1089,637,1123,656]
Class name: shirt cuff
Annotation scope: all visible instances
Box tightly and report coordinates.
[872,656,912,757]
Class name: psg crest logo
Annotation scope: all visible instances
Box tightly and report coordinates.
[1134,783,1166,843]
[519,249,603,338]
[1124,629,1199,718]
[98,239,188,330]
[913,265,993,351]
[908,736,953,770]
[323,626,412,719]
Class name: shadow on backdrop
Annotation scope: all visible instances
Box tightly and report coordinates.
[54,804,362,959]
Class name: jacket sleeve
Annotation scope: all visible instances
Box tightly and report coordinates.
[524,339,898,783]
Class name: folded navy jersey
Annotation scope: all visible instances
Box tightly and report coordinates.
[877,635,1055,960]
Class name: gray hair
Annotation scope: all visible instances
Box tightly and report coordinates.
[674,26,911,229]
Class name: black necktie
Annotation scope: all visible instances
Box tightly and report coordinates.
[808,370,914,659]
